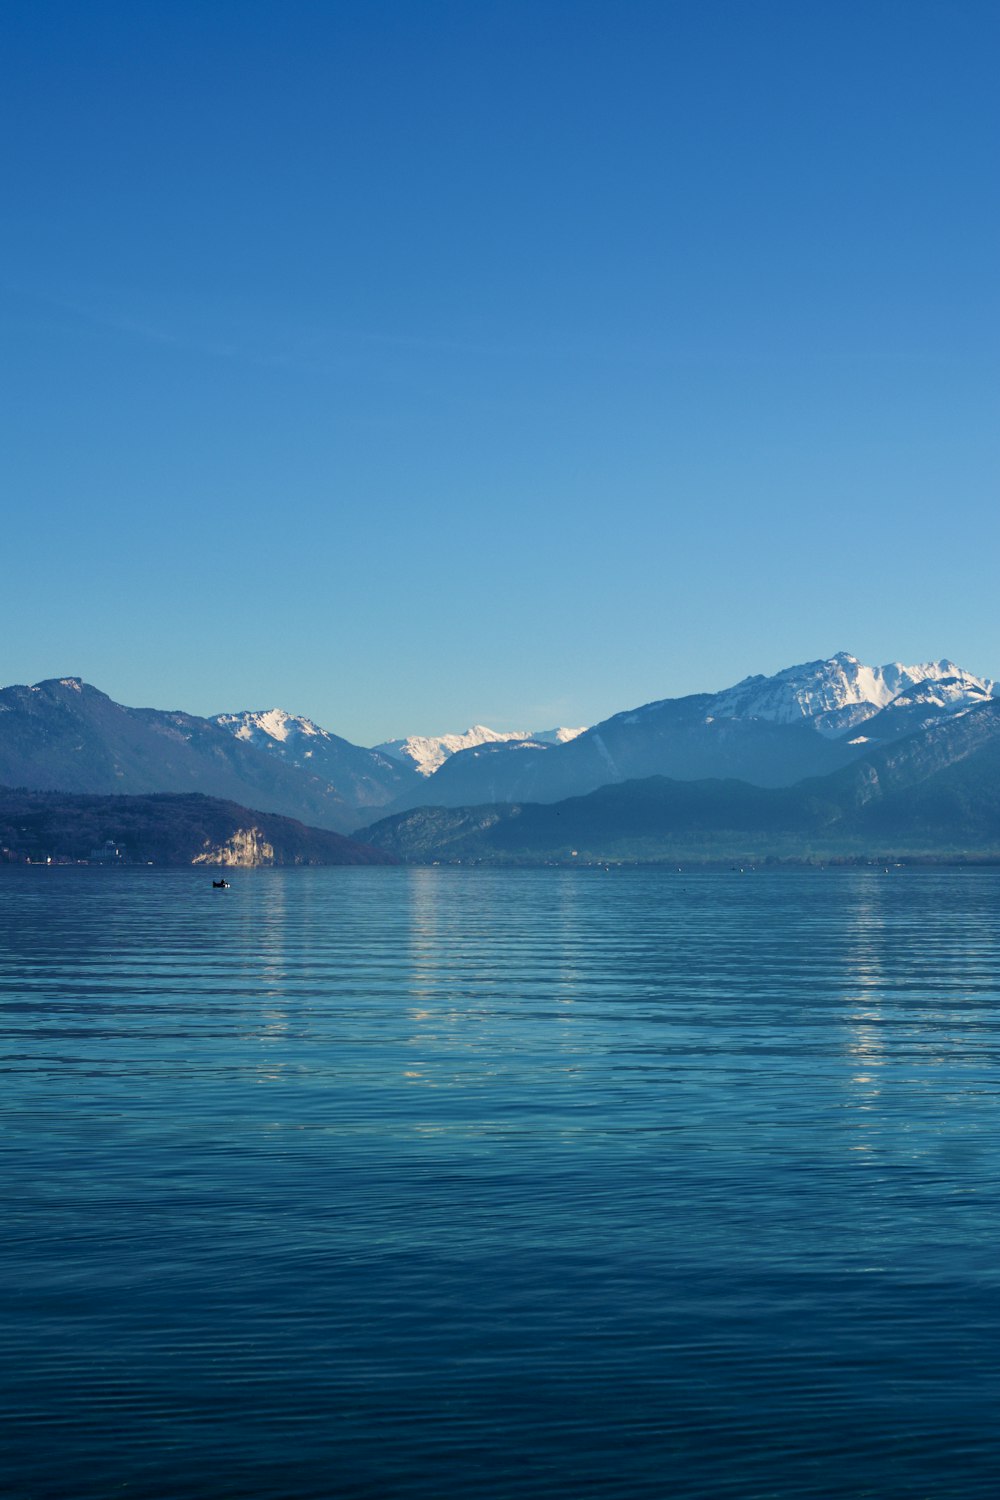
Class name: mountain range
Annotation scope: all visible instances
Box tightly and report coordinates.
[358,697,1000,864]
[0,653,995,860]
[0,678,415,834]
[373,722,587,777]
[372,653,995,816]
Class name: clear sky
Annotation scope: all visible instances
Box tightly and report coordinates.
[2,0,997,744]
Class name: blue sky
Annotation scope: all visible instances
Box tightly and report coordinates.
[2,0,997,743]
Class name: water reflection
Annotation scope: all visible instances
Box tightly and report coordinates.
[4,867,1000,1500]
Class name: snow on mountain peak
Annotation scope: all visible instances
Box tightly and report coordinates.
[375,723,588,777]
[214,709,588,778]
[711,654,995,734]
[215,708,327,747]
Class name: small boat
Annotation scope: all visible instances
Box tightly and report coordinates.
[212,878,230,889]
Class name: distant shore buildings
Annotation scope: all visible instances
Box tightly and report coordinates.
[89,839,126,864]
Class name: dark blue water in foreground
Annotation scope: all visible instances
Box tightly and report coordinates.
[2,866,1000,1498]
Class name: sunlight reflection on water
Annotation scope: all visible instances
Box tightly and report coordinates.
[2,865,1000,1498]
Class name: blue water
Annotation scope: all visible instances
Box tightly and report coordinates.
[2,865,1000,1498]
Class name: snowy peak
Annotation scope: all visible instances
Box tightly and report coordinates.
[215,708,328,748]
[375,723,587,777]
[710,653,995,735]
[375,726,532,779]
[211,707,415,816]
[214,707,402,775]
[215,709,588,780]
[886,676,993,711]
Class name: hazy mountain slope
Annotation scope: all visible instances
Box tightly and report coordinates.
[360,700,1000,863]
[813,696,1000,825]
[0,789,396,866]
[0,679,367,833]
[383,695,862,813]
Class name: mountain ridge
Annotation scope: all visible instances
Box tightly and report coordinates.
[2,654,994,840]
[0,678,408,834]
[357,699,1000,865]
[379,653,997,815]
[372,723,587,777]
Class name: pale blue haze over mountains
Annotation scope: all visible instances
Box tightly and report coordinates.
[2,1,998,739]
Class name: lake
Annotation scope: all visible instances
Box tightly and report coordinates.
[2,865,999,1498]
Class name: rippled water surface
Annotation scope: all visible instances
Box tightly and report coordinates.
[3,866,1000,1498]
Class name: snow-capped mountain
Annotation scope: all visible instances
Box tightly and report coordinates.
[375,723,587,777]
[0,679,390,834]
[218,708,337,755]
[211,708,419,820]
[360,697,1000,864]
[7,655,994,841]
[709,652,995,737]
[375,652,998,817]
